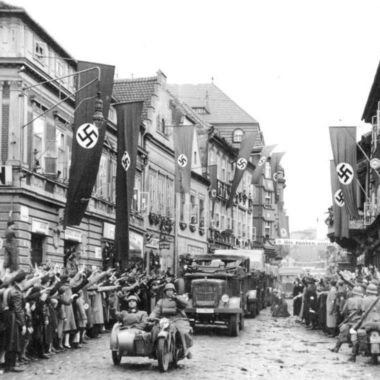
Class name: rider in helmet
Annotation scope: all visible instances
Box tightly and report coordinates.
[115,294,148,330]
[149,282,193,359]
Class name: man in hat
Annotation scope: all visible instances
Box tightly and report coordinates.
[3,270,27,372]
[149,283,192,359]
[330,286,363,353]
[114,295,148,330]
[348,283,379,362]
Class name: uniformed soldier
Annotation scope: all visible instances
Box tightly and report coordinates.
[329,286,363,353]
[115,295,148,331]
[149,283,193,359]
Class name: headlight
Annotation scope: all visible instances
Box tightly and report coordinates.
[221,294,229,303]
[159,318,170,329]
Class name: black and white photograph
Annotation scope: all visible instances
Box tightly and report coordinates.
[0,0,380,379]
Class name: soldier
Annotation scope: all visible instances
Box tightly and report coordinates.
[114,295,148,330]
[329,286,363,353]
[349,283,379,362]
[149,283,193,359]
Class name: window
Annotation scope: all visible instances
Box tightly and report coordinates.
[156,115,167,135]
[221,158,226,182]
[192,107,208,115]
[265,192,272,205]
[264,222,271,238]
[190,194,197,224]
[34,40,47,65]
[252,226,257,241]
[265,162,271,179]
[233,129,244,143]
[199,197,205,227]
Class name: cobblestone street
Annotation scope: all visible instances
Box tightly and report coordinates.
[2,306,379,380]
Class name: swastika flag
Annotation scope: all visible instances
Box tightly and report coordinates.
[65,61,115,227]
[329,127,359,219]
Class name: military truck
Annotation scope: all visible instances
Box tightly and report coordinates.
[180,253,256,336]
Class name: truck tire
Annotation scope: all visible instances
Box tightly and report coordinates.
[228,314,240,337]
[239,314,245,330]
[112,350,121,365]
[249,303,256,318]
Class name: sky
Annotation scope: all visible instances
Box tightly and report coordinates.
[10,0,380,233]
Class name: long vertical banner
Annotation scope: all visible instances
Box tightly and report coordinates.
[330,160,349,238]
[173,109,194,194]
[209,164,218,218]
[115,102,144,267]
[227,131,258,208]
[251,144,277,184]
[64,61,115,227]
[329,126,359,219]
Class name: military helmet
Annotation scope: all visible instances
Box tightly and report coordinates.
[164,283,176,292]
[127,294,138,302]
[352,286,363,297]
[366,284,378,295]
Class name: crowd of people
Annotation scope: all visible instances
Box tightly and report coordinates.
[0,259,177,374]
[291,265,380,363]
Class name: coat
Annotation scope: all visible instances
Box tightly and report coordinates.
[116,309,148,330]
[74,296,88,329]
[61,286,76,332]
[4,284,25,353]
[326,286,337,328]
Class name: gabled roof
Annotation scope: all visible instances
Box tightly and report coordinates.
[113,76,158,121]
[167,83,258,124]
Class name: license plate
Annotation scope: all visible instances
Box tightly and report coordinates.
[196,308,214,314]
[370,337,380,343]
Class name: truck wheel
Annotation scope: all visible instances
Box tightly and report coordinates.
[249,303,256,318]
[112,350,121,365]
[239,314,245,330]
[157,339,170,372]
[228,314,239,337]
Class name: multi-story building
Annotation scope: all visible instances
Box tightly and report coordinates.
[0,2,129,270]
[169,83,288,259]
[114,72,210,272]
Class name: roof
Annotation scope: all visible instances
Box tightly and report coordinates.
[167,83,259,124]
[0,1,76,67]
[113,76,158,120]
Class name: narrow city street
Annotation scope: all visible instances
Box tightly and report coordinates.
[3,306,379,380]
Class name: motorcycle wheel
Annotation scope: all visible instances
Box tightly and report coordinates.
[228,314,239,337]
[157,339,170,372]
[112,350,121,365]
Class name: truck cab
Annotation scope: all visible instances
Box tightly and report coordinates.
[181,254,252,336]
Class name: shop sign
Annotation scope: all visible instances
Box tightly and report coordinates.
[146,237,159,249]
[20,205,29,222]
[64,227,82,242]
[103,222,115,240]
[159,242,170,250]
[31,219,49,235]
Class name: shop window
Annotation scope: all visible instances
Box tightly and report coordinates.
[31,234,44,266]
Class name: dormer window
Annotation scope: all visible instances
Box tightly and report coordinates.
[192,107,208,115]
[233,128,244,143]
[34,40,47,65]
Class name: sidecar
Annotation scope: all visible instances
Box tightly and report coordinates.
[109,322,154,365]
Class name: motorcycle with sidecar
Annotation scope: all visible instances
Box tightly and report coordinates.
[109,317,187,372]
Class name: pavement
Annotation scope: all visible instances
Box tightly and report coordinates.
[1,306,379,380]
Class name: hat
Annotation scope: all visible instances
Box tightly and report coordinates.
[127,295,138,302]
[366,284,378,295]
[164,283,176,292]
